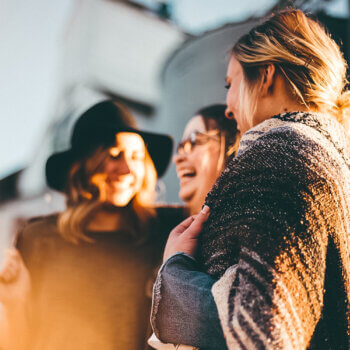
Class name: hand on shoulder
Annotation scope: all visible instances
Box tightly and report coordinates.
[163,206,210,262]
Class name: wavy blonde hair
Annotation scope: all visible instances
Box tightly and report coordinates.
[232,9,350,131]
[58,143,157,244]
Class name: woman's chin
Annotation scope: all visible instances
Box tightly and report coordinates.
[179,187,195,204]
[181,195,203,215]
[107,192,135,207]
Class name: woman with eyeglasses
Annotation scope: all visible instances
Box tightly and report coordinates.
[0,101,185,350]
[152,9,350,350]
[148,105,239,350]
[174,105,239,216]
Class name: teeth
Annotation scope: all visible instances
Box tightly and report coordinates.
[178,169,196,178]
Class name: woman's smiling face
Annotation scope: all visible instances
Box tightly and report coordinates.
[91,132,146,207]
[173,115,223,215]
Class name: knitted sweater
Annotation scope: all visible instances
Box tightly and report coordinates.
[198,112,350,349]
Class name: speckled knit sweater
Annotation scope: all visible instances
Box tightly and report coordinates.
[199,112,350,349]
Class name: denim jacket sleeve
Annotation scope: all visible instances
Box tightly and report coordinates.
[151,252,228,350]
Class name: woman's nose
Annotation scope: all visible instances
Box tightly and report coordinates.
[110,153,131,175]
[173,152,186,164]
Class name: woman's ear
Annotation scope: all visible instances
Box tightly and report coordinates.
[260,64,276,97]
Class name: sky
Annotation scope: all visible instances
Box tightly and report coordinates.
[0,0,348,178]
[172,0,278,34]
[134,0,348,33]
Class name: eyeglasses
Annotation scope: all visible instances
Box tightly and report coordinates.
[176,130,220,154]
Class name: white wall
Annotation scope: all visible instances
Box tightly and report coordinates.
[0,0,73,178]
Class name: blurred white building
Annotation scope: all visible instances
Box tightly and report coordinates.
[0,0,186,260]
[0,0,348,259]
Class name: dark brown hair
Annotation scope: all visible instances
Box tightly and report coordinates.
[196,104,240,160]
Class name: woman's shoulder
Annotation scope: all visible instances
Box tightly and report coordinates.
[238,114,306,155]
[244,111,347,150]
[237,113,339,164]
[20,213,59,236]
[16,214,61,250]
[15,214,63,267]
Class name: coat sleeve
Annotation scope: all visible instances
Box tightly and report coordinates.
[151,253,228,350]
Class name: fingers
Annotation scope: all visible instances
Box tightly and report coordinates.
[4,249,22,266]
[201,205,210,215]
[182,205,210,239]
[170,215,197,236]
[0,249,22,283]
[163,206,210,261]
[168,205,210,239]
[5,249,20,260]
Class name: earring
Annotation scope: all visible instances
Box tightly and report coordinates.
[226,111,234,119]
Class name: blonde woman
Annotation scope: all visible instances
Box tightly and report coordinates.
[0,101,184,349]
[152,9,350,350]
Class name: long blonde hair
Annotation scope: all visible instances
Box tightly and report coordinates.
[58,144,157,244]
[232,9,350,131]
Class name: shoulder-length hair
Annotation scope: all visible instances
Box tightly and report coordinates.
[196,104,241,171]
[57,143,157,244]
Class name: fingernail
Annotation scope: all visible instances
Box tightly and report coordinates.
[201,205,210,214]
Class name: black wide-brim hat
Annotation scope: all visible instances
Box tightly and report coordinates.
[46,100,173,192]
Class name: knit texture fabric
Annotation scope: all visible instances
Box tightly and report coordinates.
[198,112,350,349]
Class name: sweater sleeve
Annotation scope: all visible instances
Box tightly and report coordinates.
[203,128,331,349]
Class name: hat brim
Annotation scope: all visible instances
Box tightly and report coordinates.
[136,129,173,177]
[46,129,173,192]
[46,150,77,192]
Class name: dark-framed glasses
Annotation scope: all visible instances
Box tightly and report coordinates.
[176,130,220,154]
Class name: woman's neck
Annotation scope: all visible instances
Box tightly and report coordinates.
[252,74,310,130]
[252,102,309,134]
[86,205,125,232]
[188,194,206,216]
[276,102,309,116]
